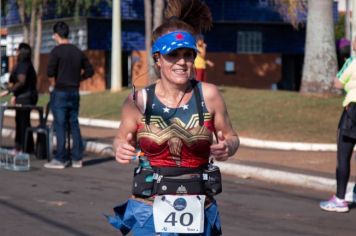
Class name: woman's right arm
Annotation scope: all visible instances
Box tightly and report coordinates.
[113,91,144,164]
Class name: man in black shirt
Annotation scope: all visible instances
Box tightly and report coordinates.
[44,21,94,169]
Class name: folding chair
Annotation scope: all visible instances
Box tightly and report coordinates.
[24,101,53,161]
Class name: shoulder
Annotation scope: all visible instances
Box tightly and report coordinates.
[16,61,30,73]
[123,87,147,115]
[199,82,223,113]
[50,45,61,53]
[343,56,356,69]
[200,82,220,99]
[346,56,355,63]
[49,46,62,57]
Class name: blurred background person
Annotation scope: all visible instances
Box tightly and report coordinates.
[320,36,356,212]
[195,34,214,82]
[336,37,351,69]
[44,21,94,169]
[0,43,38,153]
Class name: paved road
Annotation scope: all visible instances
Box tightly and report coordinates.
[0,154,355,236]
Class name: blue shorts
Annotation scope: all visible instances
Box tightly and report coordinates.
[107,198,222,236]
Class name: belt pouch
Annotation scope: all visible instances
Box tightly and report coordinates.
[204,165,222,196]
[155,176,205,195]
[132,167,154,198]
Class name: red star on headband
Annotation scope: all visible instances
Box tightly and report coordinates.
[176,33,184,40]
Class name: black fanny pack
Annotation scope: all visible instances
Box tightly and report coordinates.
[132,164,222,198]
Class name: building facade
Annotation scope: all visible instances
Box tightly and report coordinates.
[1,0,338,92]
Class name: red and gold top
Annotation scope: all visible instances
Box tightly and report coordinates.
[137,82,214,168]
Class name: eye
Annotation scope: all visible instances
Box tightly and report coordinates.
[167,51,178,58]
[184,51,195,59]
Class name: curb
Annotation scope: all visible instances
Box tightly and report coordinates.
[3,111,337,152]
[84,140,355,193]
[1,127,346,193]
[82,136,355,193]
[1,114,346,193]
[215,162,355,194]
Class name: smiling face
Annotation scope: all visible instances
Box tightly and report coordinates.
[156,48,196,85]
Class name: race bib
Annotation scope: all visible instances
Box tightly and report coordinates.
[153,195,206,234]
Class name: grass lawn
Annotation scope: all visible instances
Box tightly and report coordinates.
[36,86,343,143]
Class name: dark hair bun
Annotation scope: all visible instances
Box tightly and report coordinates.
[164,0,212,34]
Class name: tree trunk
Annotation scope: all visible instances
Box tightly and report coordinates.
[352,0,356,56]
[33,4,42,73]
[18,1,29,43]
[29,0,36,49]
[144,0,154,84]
[300,0,337,94]
[153,0,164,30]
[345,0,351,40]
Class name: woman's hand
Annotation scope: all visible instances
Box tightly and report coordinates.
[114,133,137,164]
[0,90,9,97]
[10,96,16,105]
[206,59,214,67]
[210,131,238,162]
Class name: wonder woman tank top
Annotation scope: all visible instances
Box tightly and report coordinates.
[137,80,215,168]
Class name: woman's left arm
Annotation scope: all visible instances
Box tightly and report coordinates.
[203,83,239,161]
[10,74,26,93]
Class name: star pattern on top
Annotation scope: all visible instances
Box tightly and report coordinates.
[163,107,170,113]
[182,104,189,110]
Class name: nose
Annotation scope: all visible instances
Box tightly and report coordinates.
[175,55,187,64]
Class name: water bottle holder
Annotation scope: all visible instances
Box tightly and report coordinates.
[132,167,154,197]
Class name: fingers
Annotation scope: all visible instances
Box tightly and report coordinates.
[211,131,229,161]
[211,142,228,158]
[126,132,133,142]
[214,155,229,162]
[115,133,137,164]
[217,131,225,142]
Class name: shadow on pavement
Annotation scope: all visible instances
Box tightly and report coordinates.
[83,156,114,167]
[0,199,89,236]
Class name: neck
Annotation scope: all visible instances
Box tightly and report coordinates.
[156,80,191,107]
[57,38,70,45]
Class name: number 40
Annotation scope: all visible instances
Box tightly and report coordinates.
[164,212,193,226]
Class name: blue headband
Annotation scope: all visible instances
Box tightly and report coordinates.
[151,31,197,55]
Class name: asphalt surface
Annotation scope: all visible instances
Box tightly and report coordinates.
[1,115,356,235]
[1,156,356,236]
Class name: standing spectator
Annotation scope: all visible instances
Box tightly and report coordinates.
[44,21,94,169]
[194,34,214,82]
[0,43,38,153]
[336,37,350,69]
[320,36,356,212]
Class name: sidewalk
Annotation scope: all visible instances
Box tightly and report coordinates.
[2,113,356,194]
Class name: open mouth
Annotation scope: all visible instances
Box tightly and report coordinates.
[172,68,188,75]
